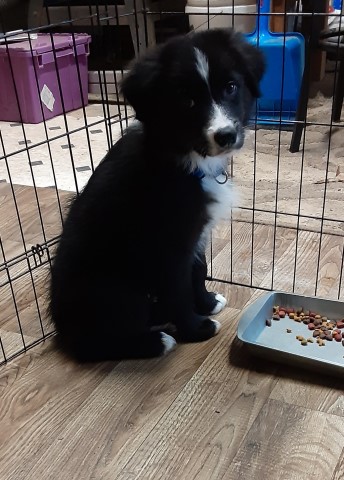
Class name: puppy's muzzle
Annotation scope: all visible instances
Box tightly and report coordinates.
[213,126,237,148]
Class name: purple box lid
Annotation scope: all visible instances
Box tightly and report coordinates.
[0,33,91,57]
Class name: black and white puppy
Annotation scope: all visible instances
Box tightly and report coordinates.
[49,28,265,361]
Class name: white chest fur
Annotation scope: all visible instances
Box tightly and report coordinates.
[184,150,238,254]
[196,176,237,254]
[201,175,237,226]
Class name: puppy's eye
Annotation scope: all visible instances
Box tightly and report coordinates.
[177,88,195,109]
[226,81,238,96]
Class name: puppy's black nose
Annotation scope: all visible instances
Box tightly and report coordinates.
[214,127,237,148]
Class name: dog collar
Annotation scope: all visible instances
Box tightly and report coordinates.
[192,167,206,179]
[192,167,229,185]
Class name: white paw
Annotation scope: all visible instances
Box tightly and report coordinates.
[161,332,177,355]
[211,319,221,335]
[210,293,227,315]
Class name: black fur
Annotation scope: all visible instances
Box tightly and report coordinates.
[48,28,265,361]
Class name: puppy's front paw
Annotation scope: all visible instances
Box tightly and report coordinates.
[196,292,227,316]
[179,318,221,343]
[160,332,177,355]
[210,293,227,315]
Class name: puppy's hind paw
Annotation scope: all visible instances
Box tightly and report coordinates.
[210,293,227,315]
[160,332,177,355]
[211,319,221,335]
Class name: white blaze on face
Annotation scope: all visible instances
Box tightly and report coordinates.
[193,47,239,156]
[207,103,236,156]
[194,47,209,84]
[208,103,234,133]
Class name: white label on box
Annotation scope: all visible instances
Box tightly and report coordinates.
[40,84,55,112]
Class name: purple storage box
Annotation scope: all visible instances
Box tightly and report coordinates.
[0,33,91,124]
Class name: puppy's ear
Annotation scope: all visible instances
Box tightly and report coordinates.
[121,51,161,122]
[236,36,266,97]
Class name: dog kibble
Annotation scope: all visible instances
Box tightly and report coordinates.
[268,306,344,351]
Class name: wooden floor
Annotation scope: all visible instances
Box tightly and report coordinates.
[1,185,344,480]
